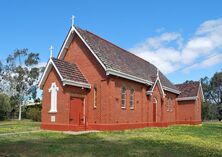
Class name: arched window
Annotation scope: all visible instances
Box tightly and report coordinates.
[153,97,158,104]
[153,98,157,122]
[170,98,173,112]
[121,85,126,108]
[166,97,173,112]
[93,85,97,108]
[166,98,170,112]
[130,88,135,109]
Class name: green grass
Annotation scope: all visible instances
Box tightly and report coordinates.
[0,121,221,157]
[0,120,40,134]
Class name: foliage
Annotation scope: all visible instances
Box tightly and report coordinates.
[216,104,222,121]
[26,105,41,122]
[0,121,222,157]
[0,61,2,72]
[0,93,11,120]
[202,102,217,120]
[0,49,42,120]
[0,61,3,92]
[201,71,222,121]
[184,80,196,84]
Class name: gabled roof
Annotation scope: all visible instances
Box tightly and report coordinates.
[175,81,204,101]
[147,70,166,98]
[57,26,180,94]
[52,58,88,83]
[39,58,90,89]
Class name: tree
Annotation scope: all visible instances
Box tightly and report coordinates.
[211,72,222,104]
[0,61,3,92]
[1,49,41,120]
[184,80,196,84]
[201,72,222,121]
[0,93,11,120]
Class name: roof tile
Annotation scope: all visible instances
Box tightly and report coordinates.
[176,81,200,98]
[52,58,88,84]
[75,27,178,91]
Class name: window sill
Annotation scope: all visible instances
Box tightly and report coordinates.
[48,111,57,114]
[130,107,134,110]
[121,107,126,109]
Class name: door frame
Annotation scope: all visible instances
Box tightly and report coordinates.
[69,96,86,125]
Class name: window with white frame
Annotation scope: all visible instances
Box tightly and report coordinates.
[166,97,173,112]
[121,85,126,108]
[167,98,170,112]
[170,98,173,112]
[48,82,59,113]
[130,88,135,109]
[94,85,97,108]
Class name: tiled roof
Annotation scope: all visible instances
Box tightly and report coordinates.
[176,81,200,98]
[75,27,178,91]
[52,58,88,84]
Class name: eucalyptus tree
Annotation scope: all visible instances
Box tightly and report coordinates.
[1,49,41,120]
[201,72,222,121]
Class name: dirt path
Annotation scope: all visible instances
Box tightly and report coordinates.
[0,130,41,136]
[0,130,100,136]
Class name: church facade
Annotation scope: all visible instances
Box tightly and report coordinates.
[39,25,204,131]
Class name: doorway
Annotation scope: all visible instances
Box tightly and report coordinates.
[69,97,84,125]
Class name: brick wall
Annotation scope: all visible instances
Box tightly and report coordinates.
[41,33,202,131]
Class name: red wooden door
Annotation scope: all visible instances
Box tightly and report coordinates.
[70,98,84,125]
[153,103,157,122]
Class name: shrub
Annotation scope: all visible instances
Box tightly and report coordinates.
[26,107,41,122]
[0,93,11,120]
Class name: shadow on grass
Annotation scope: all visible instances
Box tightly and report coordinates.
[0,132,221,157]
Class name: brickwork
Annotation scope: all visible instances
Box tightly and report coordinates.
[41,33,202,131]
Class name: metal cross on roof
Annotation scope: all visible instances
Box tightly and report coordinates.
[49,45,54,58]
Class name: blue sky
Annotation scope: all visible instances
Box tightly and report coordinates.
[1,0,222,83]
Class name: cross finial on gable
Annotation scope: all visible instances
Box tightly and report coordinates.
[71,15,75,27]
[157,69,159,78]
[49,45,54,58]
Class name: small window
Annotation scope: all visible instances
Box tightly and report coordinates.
[166,97,170,112]
[170,98,173,112]
[166,97,173,112]
[130,88,135,109]
[121,85,126,108]
[94,85,97,108]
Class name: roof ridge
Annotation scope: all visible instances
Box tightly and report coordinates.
[78,27,152,66]
[175,81,199,86]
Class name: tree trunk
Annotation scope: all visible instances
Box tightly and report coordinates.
[18,102,22,120]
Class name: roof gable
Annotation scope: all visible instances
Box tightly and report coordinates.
[39,58,90,89]
[176,81,204,101]
[147,71,166,98]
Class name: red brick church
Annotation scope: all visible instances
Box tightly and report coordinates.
[39,24,204,131]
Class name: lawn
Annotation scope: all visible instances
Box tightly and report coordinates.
[0,121,221,157]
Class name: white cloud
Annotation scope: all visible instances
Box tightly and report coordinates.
[130,18,222,74]
[36,62,47,68]
[155,27,165,33]
[183,53,222,73]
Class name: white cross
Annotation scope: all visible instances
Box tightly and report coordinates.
[156,69,159,78]
[49,45,54,58]
[49,82,59,113]
[71,15,75,26]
